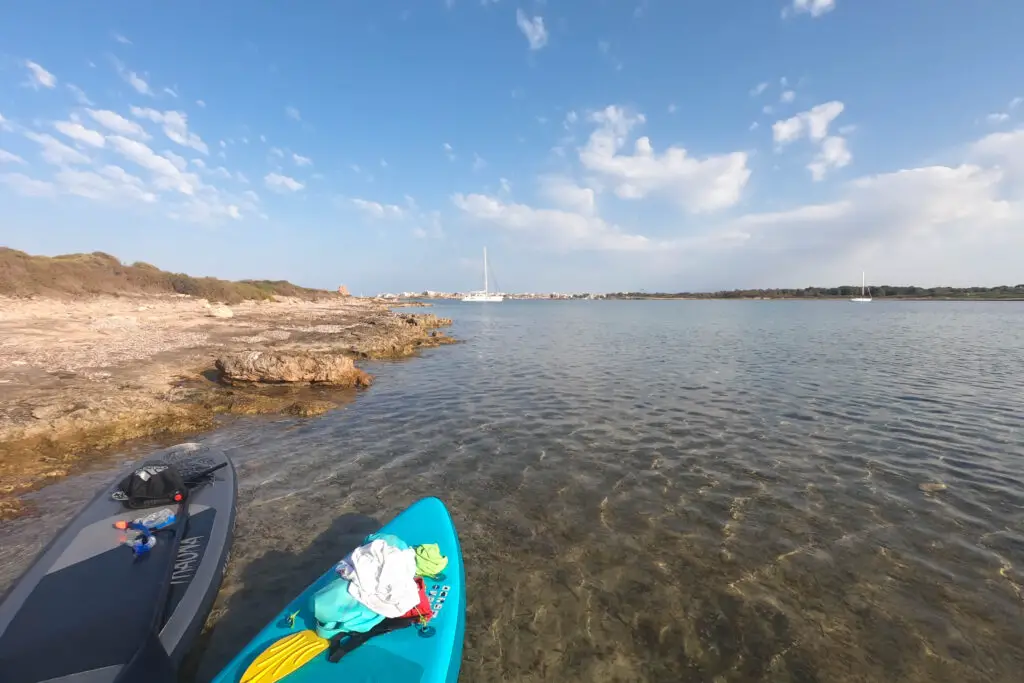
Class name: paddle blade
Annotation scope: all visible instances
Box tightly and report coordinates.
[240,630,328,683]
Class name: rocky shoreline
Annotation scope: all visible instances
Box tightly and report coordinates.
[0,295,455,519]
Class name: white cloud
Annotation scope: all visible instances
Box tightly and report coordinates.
[781,90,796,103]
[749,121,760,131]
[55,166,157,204]
[211,166,232,179]
[0,149,26,165]
[286,106,301,121]
[749,82,769,97]
[54,121,106,148]
[269,147,284,158]
[292,153,313,166]
[516,9,548,50]
[196,99,206,108]
[24,61,57,89]
[114,33,132,45]
[87,109,150,138]
[1010,97,1023,110]
[163,149,188,171]
[351,198,404,218]
[126,71,153,96]
[791,0,836,18]
[453,193,651,251]
[110,58,152,95]
[192,158,207,169]
[163,86,179,98]
[380,158,388,168]
[0,172,55,197]
[986,112,1010,125]
[578,105,751,213]
[443,142,455,161]
[472,153,487,172]
[264,172,304,192]
[667,103,677,114]
[67,84,93,105]
[762,105,774,115]
[773,102,851,180]
[130,107,208,154]
[970,128,1024,183]
[25,132,91,165]
[499,177,512,194]
[773,101,845,145]
[0,113,11,132]
[108,135,201,195]
[539,175,596,215]
[808,136,852,181]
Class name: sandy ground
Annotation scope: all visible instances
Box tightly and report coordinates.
[0,294,452,518]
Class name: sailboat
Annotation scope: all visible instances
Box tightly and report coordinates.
[461,247,504,302]
[851,271,872,302]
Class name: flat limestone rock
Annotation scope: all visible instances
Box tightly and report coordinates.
[215,350,372,386]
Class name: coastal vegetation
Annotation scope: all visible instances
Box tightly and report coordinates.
[0,248,336,303]
[604,285,1024,300]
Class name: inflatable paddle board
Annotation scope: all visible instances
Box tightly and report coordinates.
[0,443,237,683]
[213,497,465,683]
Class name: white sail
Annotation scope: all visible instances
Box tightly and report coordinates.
[851,270,872,302]
[462,247,504,302]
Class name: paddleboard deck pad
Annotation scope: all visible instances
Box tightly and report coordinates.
[213,496,465,683]
[0,443,237,683]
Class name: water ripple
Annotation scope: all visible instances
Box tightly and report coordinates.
[3,301,1024,682]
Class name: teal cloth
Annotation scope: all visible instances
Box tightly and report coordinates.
[363,532,409,550]
[311,577,385,638]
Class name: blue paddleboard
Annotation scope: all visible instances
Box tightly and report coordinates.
[212,497,465,683]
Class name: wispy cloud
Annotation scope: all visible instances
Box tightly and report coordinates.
[516,9,548,50]
[24,60,57,89]
[351,198,404,218]
[292,153,313,166]
[265,172,304,192]
[25,132,91,165]
[131,107,208,154]
[789,0,837,18]
[443,142,456,161]
[0,149,26,165]
[87,109,150,139]
[0,172,55,197]
[67,84,93,105]
[113,33,132,45]
[112,58,153,96]
[54,121,106,148]
[749,82,769,97]
[285,106,301,122]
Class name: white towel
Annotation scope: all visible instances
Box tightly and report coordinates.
[338,539,419,618]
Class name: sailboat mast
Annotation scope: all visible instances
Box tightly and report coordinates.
[483,247,489,294]
[861,271,865,296]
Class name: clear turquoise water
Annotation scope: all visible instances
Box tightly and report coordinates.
[4,300,1024,682]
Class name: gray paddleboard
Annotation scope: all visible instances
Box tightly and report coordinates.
[0,443,237,683]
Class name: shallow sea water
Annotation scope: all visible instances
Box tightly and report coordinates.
[3,300,1023,682]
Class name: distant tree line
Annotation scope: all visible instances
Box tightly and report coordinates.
[604,285,1024,300]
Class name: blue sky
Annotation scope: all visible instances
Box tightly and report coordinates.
[1,0,1023,294]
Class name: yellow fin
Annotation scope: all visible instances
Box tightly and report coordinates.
[240,630,329,683]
